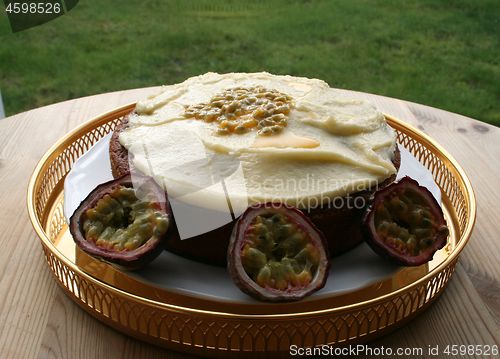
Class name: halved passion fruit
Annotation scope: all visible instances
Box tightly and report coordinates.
[69,174,171,269]
[228,203,330,302]
[363,176,449,266]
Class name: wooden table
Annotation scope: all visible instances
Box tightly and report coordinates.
[0,88,498,358]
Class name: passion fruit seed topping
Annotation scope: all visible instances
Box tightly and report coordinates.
[241,212,321,291]
[184,86,293,136]
[82,186,169,251]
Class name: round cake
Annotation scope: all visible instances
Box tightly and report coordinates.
[109,72,400,265]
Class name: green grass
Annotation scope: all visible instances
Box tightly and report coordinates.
[1,0,499,125]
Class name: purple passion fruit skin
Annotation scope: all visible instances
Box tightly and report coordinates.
[69,174,171,270]
[228,203,330,302]
[363,176,449,266]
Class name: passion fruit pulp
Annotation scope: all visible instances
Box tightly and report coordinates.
[228,203,330,302]
[69,174,171,269]
[363,176,449,266]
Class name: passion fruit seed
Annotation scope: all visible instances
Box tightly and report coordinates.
[82,186,169,251]
[241,213,321,291]
[364,176,449,266]
[184,86,293,136]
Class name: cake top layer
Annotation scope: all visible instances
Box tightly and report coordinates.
[119,72,397,212]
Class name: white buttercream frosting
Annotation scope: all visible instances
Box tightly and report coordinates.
[119,72,397,211]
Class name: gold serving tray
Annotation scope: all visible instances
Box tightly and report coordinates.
[27,103,476,357]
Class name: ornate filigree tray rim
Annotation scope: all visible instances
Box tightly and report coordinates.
[27,102,477,352]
